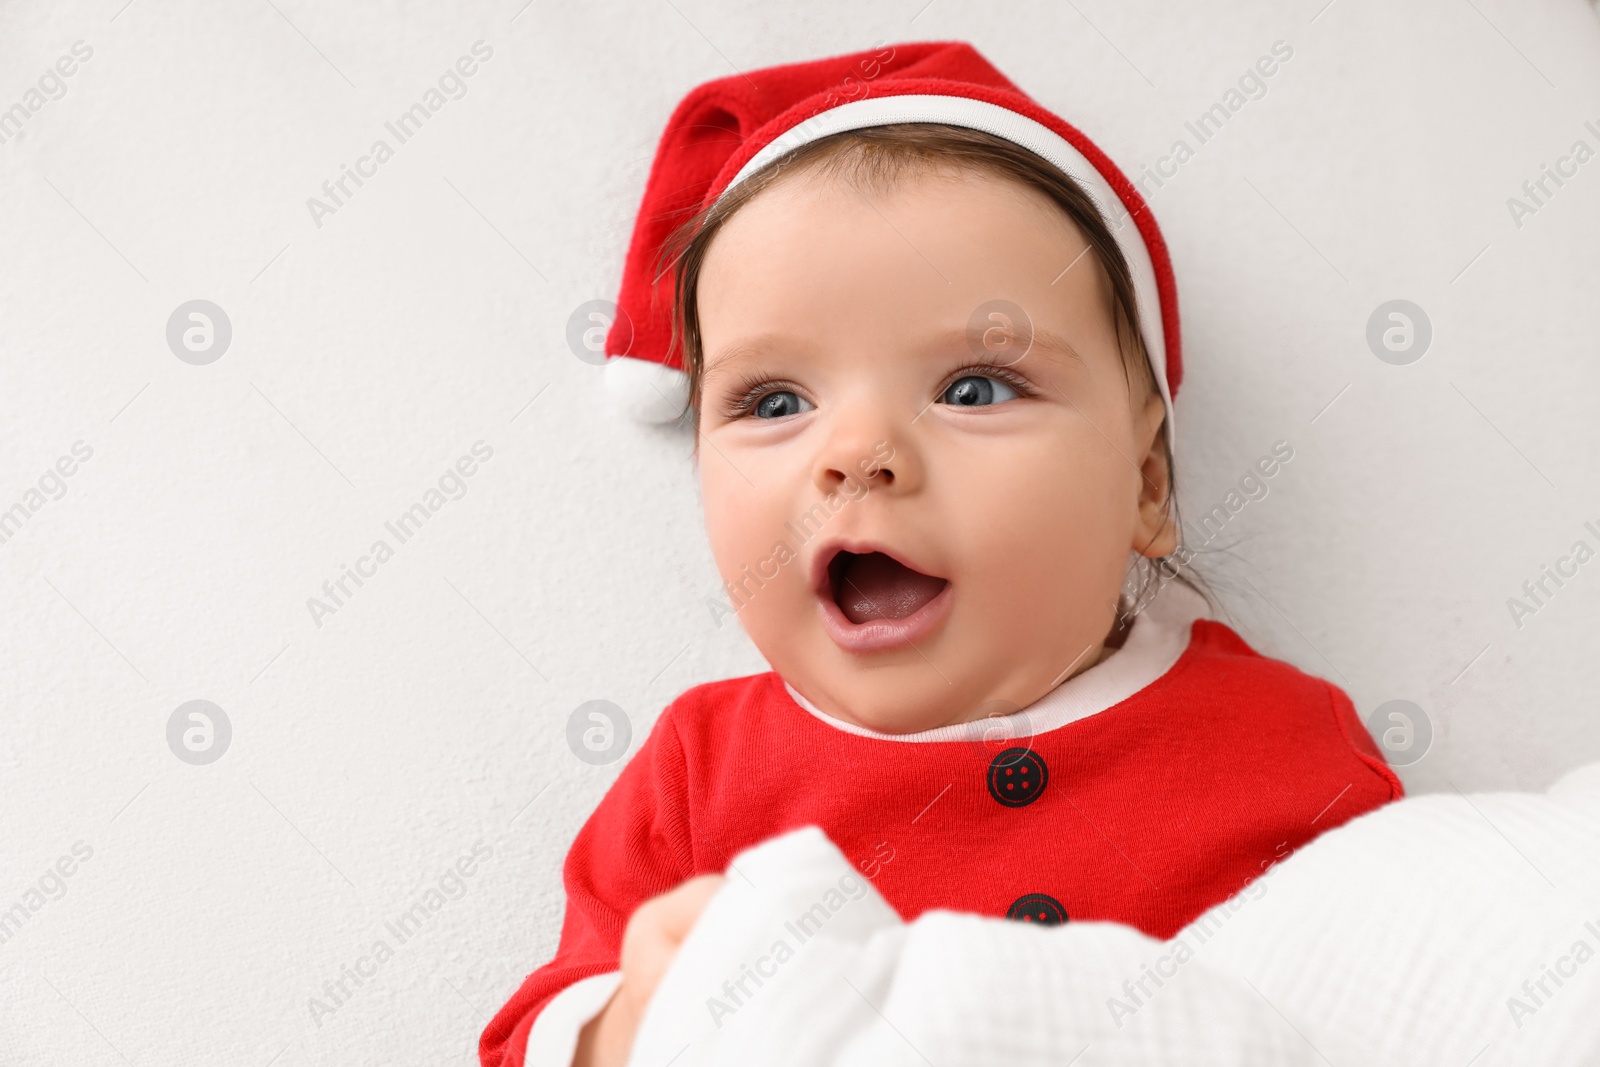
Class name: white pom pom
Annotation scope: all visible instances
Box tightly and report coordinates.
[605,356,691,424]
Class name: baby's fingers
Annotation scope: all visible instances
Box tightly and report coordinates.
[620,874,726,999]
[653,874,726,945]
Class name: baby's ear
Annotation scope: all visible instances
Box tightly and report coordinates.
[1138,382,1167,442]
[1133,393,1178,558]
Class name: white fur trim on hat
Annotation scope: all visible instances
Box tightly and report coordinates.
[605,354,690,424]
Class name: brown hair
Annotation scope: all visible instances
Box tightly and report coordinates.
[655,121,1202,617]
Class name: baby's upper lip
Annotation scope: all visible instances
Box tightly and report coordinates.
[809,537,946,600]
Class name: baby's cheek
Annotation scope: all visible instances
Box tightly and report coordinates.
[958,455,1128,618]
[699,465,761,558]
[700,469,811,616]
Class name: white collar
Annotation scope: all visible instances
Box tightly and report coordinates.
[782,580,1208,743]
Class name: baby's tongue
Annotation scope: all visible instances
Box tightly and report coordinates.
[836,553,947,624]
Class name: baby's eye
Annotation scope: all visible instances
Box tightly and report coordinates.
[753,390,813,419]
[940,374,1021,407]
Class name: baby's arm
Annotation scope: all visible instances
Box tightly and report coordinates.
[480,712,698,1067]
[571,875,723,1067]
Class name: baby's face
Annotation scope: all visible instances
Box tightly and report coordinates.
[695,166,1173,734]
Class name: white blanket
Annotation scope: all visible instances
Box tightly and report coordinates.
[626,762,1600,1066]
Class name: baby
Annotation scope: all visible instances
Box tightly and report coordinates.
[481,41,1402,1067]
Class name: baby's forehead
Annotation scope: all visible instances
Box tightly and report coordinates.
[708,164,1095,288]
[690,142,1141,402]
[710,170,1103,290]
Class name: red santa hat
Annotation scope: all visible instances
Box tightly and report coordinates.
[603,40,1181,436]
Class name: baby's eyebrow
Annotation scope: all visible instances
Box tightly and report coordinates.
[701,339,785,386]
[933,325,1087,365]
[701,324,1089,383]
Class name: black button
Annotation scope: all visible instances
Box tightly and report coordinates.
[1006,893,1068,926]
[986,747,1048,807]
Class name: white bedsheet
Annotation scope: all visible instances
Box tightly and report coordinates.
[626,761,1600,1066]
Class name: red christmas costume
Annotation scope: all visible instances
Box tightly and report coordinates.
[481,585,1402,1065]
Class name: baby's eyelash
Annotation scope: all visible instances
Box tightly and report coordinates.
[723,374,803,418]
[938,362,1040,399]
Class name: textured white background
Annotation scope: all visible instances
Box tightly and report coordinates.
[2,1,1598,1064]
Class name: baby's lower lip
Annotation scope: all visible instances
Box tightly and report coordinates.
[817,582,954,654]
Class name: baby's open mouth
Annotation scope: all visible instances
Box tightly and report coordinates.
[827,550,950,624]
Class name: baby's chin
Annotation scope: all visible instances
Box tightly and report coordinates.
[778,632,1063,736]
[810,679,1035,736]
[742,567,1121,733]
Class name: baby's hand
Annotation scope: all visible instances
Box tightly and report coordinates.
[572,874,725,1067]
